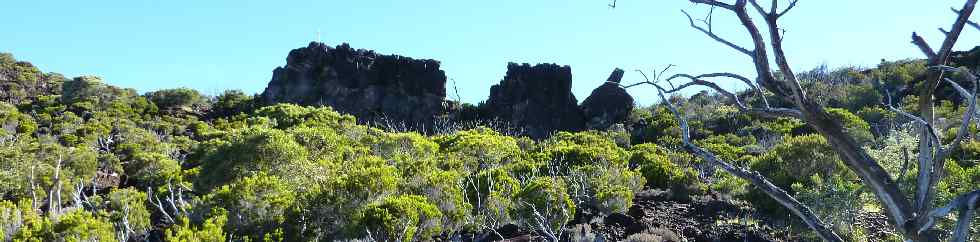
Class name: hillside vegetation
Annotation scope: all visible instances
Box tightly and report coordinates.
[0,52,979,241]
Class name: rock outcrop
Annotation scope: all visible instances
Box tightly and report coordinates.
[952,46,980,70]
[485,63,586,139]
[261,42,637,138]
[261,42,450,128]
[581,68,634,130]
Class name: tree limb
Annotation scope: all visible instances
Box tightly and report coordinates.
[648,81,844,242]
[681,10,753,56]
[912,33,938,61]
[918,190,980,242]
[690,0,737,10]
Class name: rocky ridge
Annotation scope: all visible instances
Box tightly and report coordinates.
[262,42,636,138]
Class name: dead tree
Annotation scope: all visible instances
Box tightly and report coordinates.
[623,1,980,242]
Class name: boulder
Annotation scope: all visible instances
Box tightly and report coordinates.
[485,63,585,138]
[581,68,634,130]
[261,42,450,128]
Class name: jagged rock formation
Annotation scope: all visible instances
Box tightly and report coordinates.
[484,63,586,139]
[261,42,450,128]
[581,68,634,130]
[261,42,637,138]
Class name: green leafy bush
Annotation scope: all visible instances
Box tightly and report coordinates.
[826,108,874,145]
[145,88,205,111]
[206,172,297,239]
[253,104,356,130]
[749,134,854,215]
[105,188,152,239]
[514,177,575,234]
[165,210,228,242]
[50,210,117,242]
[629,144,697,190]
[194,127,311,191]
[352,195,442,242]
[465,168,520,228]
[433,128,522,171]
[126,152,180,188]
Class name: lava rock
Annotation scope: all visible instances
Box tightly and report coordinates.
[952,46,980,70]
[261,42,450,128]
[485,63,586,139]
[581,68,634,130]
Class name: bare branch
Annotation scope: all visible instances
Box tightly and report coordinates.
[944,75,978,149]
[747,0,769,17]
[661,73,802,118]
[912,32,939,60]
[681,10,753,56]
[648,82,844,242]
[918,190,979,242]
[690,0,737,10]
[935,0,979,63]
[884,92,942,148]
[777,0,799,17]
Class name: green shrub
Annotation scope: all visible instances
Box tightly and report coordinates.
[749,134,854,214]
[372,132,439,178]
[416,170,471,231]
[253,104,356,130]
[50,210,117,242]
[145,88,205,111]
[466,168,520,228]
[210,90,255,118]
[826,108,874,145]
[630,144,697,190]
[352,195,442,242]
[433,128,522,171]
[539,131,629,170]
[952,140,980,168]
[207,172,297,239]
[105,188,152,239]
[0,103,37,136]
[194,127,311,191]
[633,106,683,147]
[333,156,401,205]
[165,210,228,242]
[514,177,575,235]
[126,152,180,188]
[61,76,107,104]
[0,200,24,241]
[290,126,368,163]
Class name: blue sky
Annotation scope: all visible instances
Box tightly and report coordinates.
[2,0,978,105]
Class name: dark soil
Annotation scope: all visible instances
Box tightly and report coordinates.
[576,189,798,242]
[467,189,802,242]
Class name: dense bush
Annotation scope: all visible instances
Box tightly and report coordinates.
[748,134,855,215]
[514,177,575,236]
[352,195,443,242]
[145,88,205,112]
[629,144,697,190]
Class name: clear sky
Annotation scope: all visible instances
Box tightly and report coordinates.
[2,0,978,105]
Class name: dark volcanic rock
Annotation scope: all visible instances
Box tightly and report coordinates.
[952,46,980,70]
[485,63,585,139]
[581,68,634,130]
[261,42,450,128]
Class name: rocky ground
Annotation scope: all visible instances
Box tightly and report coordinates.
[446,189,801,242]
[575,190,797,242]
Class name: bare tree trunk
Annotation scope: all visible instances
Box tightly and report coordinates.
[620,0,980,241]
